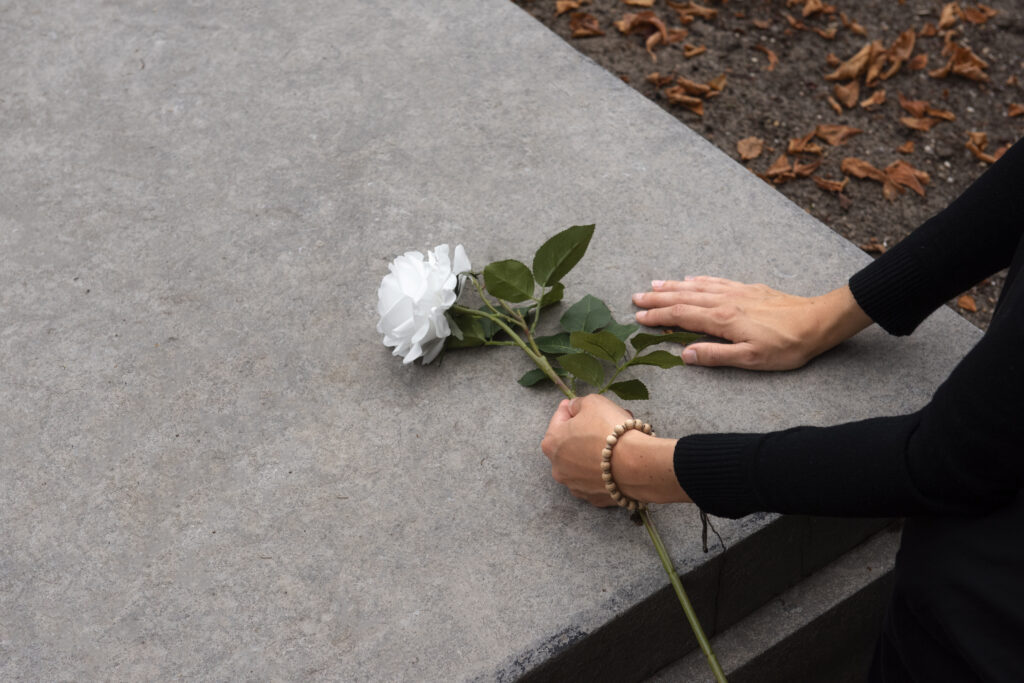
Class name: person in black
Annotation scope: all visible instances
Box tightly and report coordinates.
[541,138,1024,681]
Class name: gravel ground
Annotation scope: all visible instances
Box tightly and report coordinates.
[514,0,1024,330]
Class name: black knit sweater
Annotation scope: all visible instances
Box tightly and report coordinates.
[674,138,1024,681]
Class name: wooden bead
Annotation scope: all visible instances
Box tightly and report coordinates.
[606,434,618,447]
[605,481,616,492]
[613,425,625,436]
[627,500,637,512]
[624,419,635,429]
[602,472,613,482]
[601,461,611,472]
[601,448,612,459]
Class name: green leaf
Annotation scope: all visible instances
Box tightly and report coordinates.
[631,331,702,352]
[607,379,649,400]
[560,294,612,333]
[539,282,565,308]
[558,353,605,387]
[445,314,486,349]
[569,331,626,363]
[535,332,575,356]
[483,259,535,303]
[518,367,568,387]
[628,349,686,369]
[477,306,499,339]
[604,320,640,342]
[532,224,595,286]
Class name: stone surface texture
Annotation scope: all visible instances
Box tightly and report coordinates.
[1,1,981,680]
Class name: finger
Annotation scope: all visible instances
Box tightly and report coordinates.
[654,276,736,291]
[683,341,758,369]
[635,303,729,337]
[632,290,721,309]
[546,399,572,431]
[567,397,582,417]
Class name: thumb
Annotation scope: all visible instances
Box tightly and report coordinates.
[683,342,755,369]
[567,397,583,417]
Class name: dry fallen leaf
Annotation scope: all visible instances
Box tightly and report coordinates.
[666,27,690,44]
[920,22,938,37]
[803,0,825,18]
[908,53,929,71]
[646,71,676,88]
[814,26,838,40]
[825,52,841,68]
[928,107,956,121]
[737,136,764,161]
[901,116,943,132]
[752,18,772,30]
[706,73,728,93]
[783,13,807,31]
[676,76,711,96]
[570,12,605,38]
[834,81,860,108]
[816,124,863,146]
[841,157,887,182]
[938,2,961,30]
[753,44,779,71]
[898,93,929,117]
[683,43,707,58]
[827,96,843,115]
[958,294,978,312]
[664,86,704,115]
[668,0,717,23]
[885,160,930,196]
[1008,103,1024,117]
[930,43,989,82]
[624,0,655,6]
[898,140,915,154]
[964,131,1007,164]
[860,89,886,110]
[839,12,867,37]
[616,11,669,41]
[825,41,874,81]
[789,130,825,155]
[557,0,588,16]
[766,153,795,183]
[794,157,822,178]
[860,237,887,254]
[962,4,997,24]
[813,176,849,193]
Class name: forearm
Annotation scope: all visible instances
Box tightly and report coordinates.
[807,284,874,357]
[615,431,691,504]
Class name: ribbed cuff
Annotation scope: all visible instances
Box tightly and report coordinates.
[848,234,931,336]
[673,433,763,519]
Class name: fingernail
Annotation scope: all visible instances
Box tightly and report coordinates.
[682,348,697,364]
[632,292,645,303]
[651,280,664,289]
[684,275,695,281]
[635,310,647,320]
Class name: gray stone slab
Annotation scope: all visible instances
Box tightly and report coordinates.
[0,1,980,681]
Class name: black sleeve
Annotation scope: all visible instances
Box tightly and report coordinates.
[849,138,1024,336]
[674,138,1024,519]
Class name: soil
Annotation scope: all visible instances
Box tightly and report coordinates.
[513,0,1024,330]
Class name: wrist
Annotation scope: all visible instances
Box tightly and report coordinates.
[810,285,873,355]
[614,431,690,504]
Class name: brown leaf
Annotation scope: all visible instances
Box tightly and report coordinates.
[957,294,978,312]
[753,44,778,71]
[962,4,997,24]
[664,86,704,115]
[908,53,929,71]
[839,12,867,36]
[833,81,860,109]
[966,130,989,149]
[964,131,1001,163]
[865,47,889,86]
[824,41,875,82]
[666,27,690,44]
[841,157,887,182]
[930,42,990,82]
[860,89,887,110]
[825,52,841,68]
[938,2,961,30]
[667,0,717,23]
[615,11,669,42]
[889,29,917,63]
[813,176,849,193]
[992,144,1010,163]
[885,160,930,196]
[556,0,589,16]
[677,76,711,96]
[898,140,915,154]
[766,153,795,182]
[920,22,938,37]
[752,18,772,29]
[706,73,728,93]
[1009,103,1024,118]
[570,12,605,38]
[737,136,764,161]
[815,124,863,146]
[901,116,943,132]
[789,130,825,155]
[860,237,887,254]
[794,157,822,178]
[898,93,929,117]
[624,0,655,6]
[784,13,807,31]
[827,95,843,115]
[814,26,838,40]
[683,44,707,58]
[646,72,676,88]
[927,106,956,121]
[803,0,825,18]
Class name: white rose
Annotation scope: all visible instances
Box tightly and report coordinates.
[377,244,471,364]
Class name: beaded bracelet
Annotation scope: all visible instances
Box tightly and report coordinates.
[601,418,654,512]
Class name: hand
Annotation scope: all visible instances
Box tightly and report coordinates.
[632,277,872,371]
[540,394,687,506]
